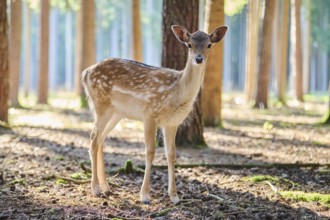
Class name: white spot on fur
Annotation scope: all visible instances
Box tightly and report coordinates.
[111,85,155,101]
[102,82,109,88]
[157,86,168,93]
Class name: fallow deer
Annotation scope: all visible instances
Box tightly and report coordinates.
[81,25,228,204]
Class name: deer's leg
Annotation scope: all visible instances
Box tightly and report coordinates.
[97,113,122,196]
[140,119,157,204]
[90,106,114,197]
[163,126,179,204]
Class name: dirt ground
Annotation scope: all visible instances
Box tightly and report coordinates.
[0,99,329,219]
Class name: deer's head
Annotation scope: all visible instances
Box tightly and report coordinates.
[171,25,228,65]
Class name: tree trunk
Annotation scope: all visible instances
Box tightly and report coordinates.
[9,0,22,106]
[254,0,276,109]
[244,0,260,103]
[295,0,303,101]
[77,0,96,107]
[0,0,9,123]
[161,0,205,147]
[202,0,225,127]
[132,0,143,62]
[273,0,280,97]
[23,3,31,98]
[277,0,290,103]
[290,0,303,101]
[322,84,330,124]
[38,0,50,104]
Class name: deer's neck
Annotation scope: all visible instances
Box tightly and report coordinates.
[179,54,206,100]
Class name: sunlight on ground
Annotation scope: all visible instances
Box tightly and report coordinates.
[9,108,66,128]
[19,91,81,110]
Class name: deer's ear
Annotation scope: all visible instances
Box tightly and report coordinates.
[171,25,190,43]
[209,26,228,43]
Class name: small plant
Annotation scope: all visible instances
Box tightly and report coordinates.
[263,121,274,131]
[55,178,68,185]
[280,191,330,207]
[55,155,65,161]
[71,172,91,179]
[244,175,279,183]
[9,178,26,185]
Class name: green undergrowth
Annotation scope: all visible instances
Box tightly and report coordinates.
[320,110,330,125]
[55,178,68,185]
[9,178,26,185]
[55,155,65,161]
[280,191,330,207]
[244,175,279,183]
[243,175,330,207]
[71,172,91,180]
[242,175,297,187]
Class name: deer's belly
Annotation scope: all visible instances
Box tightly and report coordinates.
[111,96,145,121]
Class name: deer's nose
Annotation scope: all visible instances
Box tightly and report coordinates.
[195,55,204,64]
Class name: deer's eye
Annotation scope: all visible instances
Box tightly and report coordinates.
[188,44,192,48]
[207,44,212,48]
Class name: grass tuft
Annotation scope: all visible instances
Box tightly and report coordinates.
[244,175,279,183]
[9,178,26,185]
[55,178,68,185]
[263,121,274,131]
[71,172,91,180]
[55,155,65,161]
[280,191,330,207]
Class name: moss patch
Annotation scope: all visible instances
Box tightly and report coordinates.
[55,178,68,185]
[55,155,65,161]
[243,175,279,183]
[242,175,297,188]
[280,191,330,207]
[71,172,91,180]
[9,178,26,185]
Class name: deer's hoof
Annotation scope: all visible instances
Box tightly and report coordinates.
[103,190,111,197]
[92,184,102,197]
[170,195,180,205]
[94,191,102,197]
[140,192,151,204]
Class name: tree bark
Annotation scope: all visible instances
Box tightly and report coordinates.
[9,0,22,106]
[202,0,225,127]
[77,0,96,107]
[132,0,143,62]
[294,0,303,101]
[38,0,50,104]
[161,0,205,147]
[322,84,330,124]
[0,0,9,123]
[254,0,276,109]
[278,0,290,103]
[244,0,260,103]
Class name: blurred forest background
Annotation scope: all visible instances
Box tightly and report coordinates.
[1,0,329,112]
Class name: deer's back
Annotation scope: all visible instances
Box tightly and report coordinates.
[83,58,193,123]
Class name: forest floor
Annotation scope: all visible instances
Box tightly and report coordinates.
[0,96,330,219]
